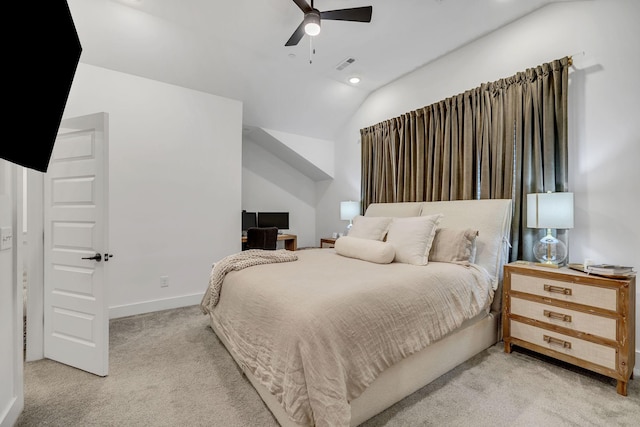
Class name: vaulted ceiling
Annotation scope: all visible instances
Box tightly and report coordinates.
[68,0,571,140]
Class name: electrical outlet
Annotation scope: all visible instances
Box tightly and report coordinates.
[160,276,169,288]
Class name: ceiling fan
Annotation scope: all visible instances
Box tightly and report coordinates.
[285,0,373,47]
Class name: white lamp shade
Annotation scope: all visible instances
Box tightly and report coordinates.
[340,201,360,221]
[527,192,574,229]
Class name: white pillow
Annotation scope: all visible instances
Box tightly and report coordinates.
[386,214,443,265]
[347,215,392,241]
[428,228,479,265]
[334,236,395,264]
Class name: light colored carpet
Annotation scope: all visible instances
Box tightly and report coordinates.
[17,305,639,426]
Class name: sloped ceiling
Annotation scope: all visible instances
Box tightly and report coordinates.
[68,0,573,140]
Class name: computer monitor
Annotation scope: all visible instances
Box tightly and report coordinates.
[242,211,257,232]
[257,212,289,231]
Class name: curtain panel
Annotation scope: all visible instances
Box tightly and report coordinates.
[360,57,570,261]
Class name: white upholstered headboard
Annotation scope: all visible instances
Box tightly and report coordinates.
[364,200,513,295]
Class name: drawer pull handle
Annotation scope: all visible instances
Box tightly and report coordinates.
[543,335,572,349]
[544,310,572,322]
[544,284,572,295]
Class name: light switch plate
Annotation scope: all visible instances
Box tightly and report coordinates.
[0,227,13,251]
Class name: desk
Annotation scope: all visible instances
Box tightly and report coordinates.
[242,234,297,251]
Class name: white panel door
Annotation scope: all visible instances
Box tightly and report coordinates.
[44,113,109,376]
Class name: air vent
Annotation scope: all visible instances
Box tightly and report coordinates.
[335,57,356,71]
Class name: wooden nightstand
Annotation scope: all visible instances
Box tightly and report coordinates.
[502,262,636,395]
[320,237,337,248]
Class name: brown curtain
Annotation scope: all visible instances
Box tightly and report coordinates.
[360,57,570,261]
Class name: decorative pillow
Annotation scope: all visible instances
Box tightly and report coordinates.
[385,214,442,265]
[334,236,395,264]
[347,215,392,241]
[429,228,479,265]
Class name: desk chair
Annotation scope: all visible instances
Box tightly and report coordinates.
[245,227,278,250]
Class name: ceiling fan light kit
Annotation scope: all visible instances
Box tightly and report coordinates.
[286,0,373,47]
[304,10,321,36]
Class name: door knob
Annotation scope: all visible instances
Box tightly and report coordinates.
[81,253,102,262]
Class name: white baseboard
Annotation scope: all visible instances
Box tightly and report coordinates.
[0,396,23,427]
[109,293,204,319]
[635,351,640,378]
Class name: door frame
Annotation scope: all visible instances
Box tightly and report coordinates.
[1,160,25,426]
[25,169,44,361]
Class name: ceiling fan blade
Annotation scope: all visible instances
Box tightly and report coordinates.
[285,20,306,46]
[320,6,372,23]
[292,0,312,13]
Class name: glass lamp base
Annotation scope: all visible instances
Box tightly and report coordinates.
[344,222,353,237]
[533,231,567,267]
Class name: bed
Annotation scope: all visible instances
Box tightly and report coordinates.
[201,199,513,427]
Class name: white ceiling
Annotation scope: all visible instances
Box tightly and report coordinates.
[68,0,570,140]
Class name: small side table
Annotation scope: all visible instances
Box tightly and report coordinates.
[320,237,337,248]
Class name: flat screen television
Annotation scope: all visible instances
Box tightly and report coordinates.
[242,211,257,232]
[257,212,289,231]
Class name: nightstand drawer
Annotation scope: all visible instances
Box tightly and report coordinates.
[510,297,617,340]
[510,320,616,370]
[510,273,617,311]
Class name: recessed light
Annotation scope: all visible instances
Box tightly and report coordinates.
[349,76,361,84]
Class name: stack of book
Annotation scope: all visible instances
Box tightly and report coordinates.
[585,264,635,277]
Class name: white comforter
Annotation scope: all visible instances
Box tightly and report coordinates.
[204,249,493,427]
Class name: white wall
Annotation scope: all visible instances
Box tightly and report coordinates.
[242,139,317,248]
[261,128,335,178]
[0,161,23,426]
[317,0,640,358]
[63,63,243,317]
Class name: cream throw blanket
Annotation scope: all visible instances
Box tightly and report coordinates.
[200,249,298,313]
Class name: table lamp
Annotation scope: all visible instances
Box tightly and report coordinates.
[526,192,574,267]
[340,201,360,234]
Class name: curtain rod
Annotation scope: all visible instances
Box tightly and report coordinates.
[568,51,585,66]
